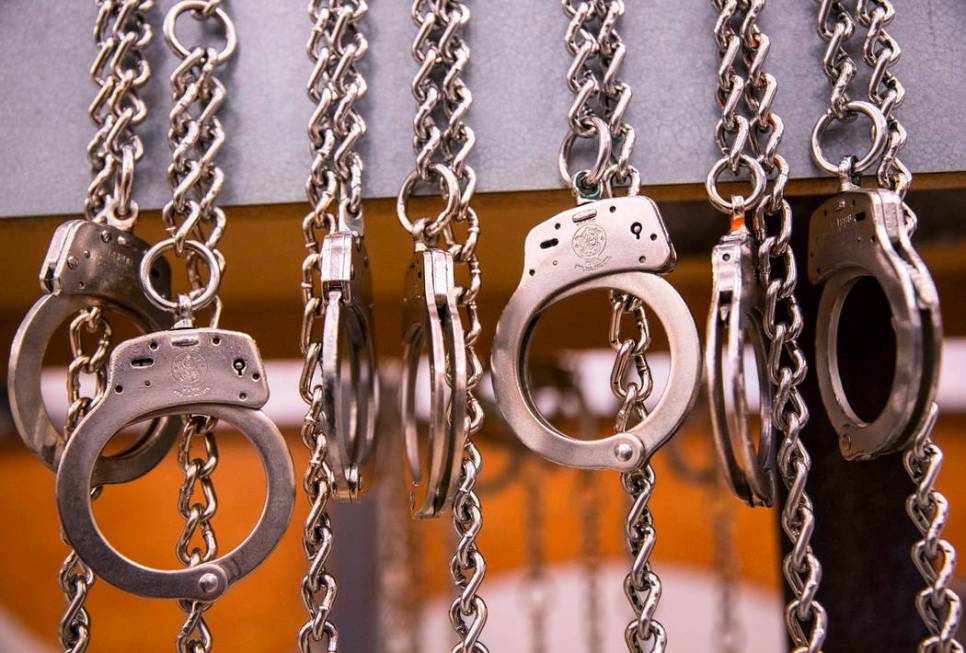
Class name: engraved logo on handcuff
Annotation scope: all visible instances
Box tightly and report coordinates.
[172,352,210,397]
[572,222,611,271]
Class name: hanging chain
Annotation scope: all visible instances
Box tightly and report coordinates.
[560,0,639,197]
[904,407,963,653]
[708,2,827,651]
[58,4,156,650]
[160,3,236,650]
[850,2,962,649]
[297,2,369,650]
[523,460,548,653]
[611,291,663,653]
[86,0,154,228]
[817,3,962,649]
[398,3,489,652]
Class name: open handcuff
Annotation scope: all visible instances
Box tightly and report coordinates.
[491,195,701,472]
[809,102,942,459]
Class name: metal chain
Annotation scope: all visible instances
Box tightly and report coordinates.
[708,2,827,651]
[160,3,236,649]
[610,290,663,652]
[297,3,369,650]
[851,2,963,648]
[175,414,219,653]
[86,0,154,228]
[58,1,155,646]
[817,3,962,649]
[560,0,639,197]
[58,308,114,653]
[904,407,964,653]
[400,3,488,652]
[160,0,234,328]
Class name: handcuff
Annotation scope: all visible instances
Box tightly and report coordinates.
[8,219,180,485]
[705,225,776,506]
[491,195,701,471]
[400,242,467,517]
[808,179,942,460]
[316,230,379,501]
[56,327,294,601]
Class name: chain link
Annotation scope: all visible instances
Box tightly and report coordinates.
[86,0,154,228]
[904,407,964,653]
[560,0,639,197]
[175,415,219,653]
[158,3,236,648]
[816,2,961,648]
[297,3,370,649]
[57,3,156,647]
[707,2,826,650]
[399,3,488,651]
[59,308,114,653]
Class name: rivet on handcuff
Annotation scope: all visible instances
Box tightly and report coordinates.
[808,103,941,460]
[491,195,701,472]
[8,219,180,485]
[55,247,294,602]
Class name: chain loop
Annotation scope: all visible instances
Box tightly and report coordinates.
[559,0,639,196]
[158,3,236,648]
[86,0,154,228]
[298,2,370,649]
[402,3,488,652]
[59,2,157,639]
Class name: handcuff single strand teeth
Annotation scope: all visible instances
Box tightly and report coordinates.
[492,195,701,472]
[705,224,776,507]
[55,327,294,601]
[9,219,180,485]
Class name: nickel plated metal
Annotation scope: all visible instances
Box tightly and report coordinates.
[6,3,158,651]
[707,2,827,651]
[397,2,489,651]
[55,329,294,603]
[811,2,960,650]
[9,220,178,485]
[491,196,700,472]
[298,2,377,649]
[705,227,775,506]
[494,3,700,651]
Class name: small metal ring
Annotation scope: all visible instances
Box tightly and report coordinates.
[705,154,767,215]
[810,100,888,176]
[140,238,221,314]
[396,164,461,240]
[558,116,612,189]
[163,1,238,64]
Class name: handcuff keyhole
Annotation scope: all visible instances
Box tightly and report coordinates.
[233,358,247,376]
[855,211,866,222]
[630,222,643,239]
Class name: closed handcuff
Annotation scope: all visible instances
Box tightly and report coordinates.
[52,2,294,604]
[491,3,700,650]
